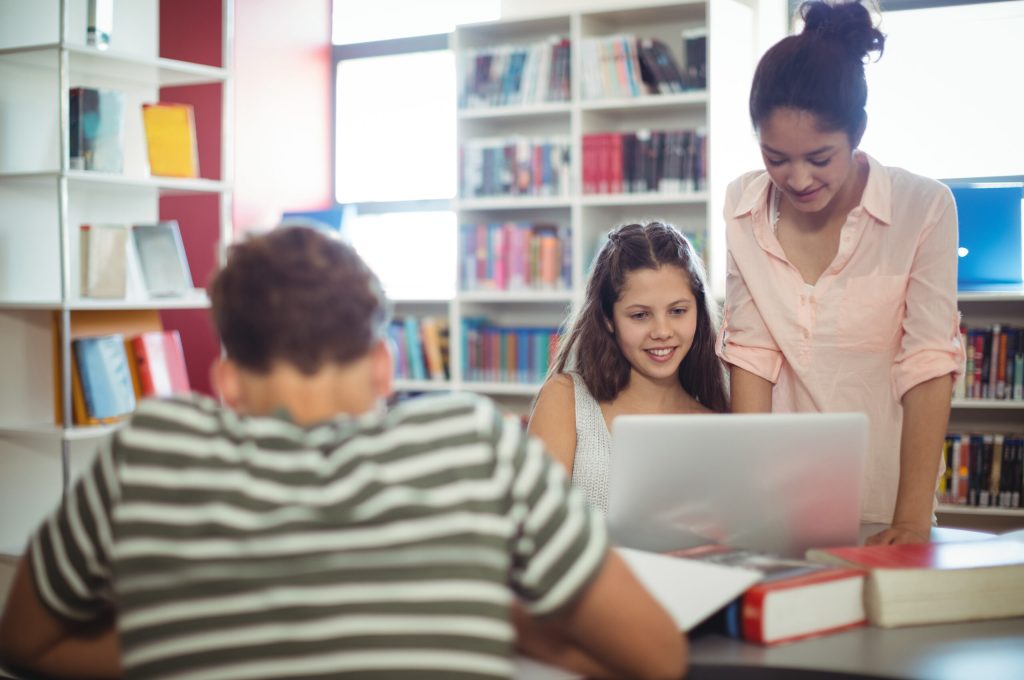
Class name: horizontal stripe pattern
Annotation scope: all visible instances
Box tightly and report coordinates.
[30,392,606,679]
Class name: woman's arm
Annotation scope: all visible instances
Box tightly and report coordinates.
[867,373,953,545]
[527,374,578,475]
[728,365,773,413]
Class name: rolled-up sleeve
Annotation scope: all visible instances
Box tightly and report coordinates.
[717,212,784,384]
[892,191,966,400]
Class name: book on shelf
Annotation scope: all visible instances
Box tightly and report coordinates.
[130,330,191,397]
[461,318,558,385]
[141,102,200,178]
[582,129,707,196]
[72,334,136,422]
[806,540,1024,627]
[674,545,866,646]
[69,87,125,173]
[460,136,571,199]
[80,224,128,299]
[636,38,685,94]
[458,36,570,109]
[681,27,707,90]
[940,432,1023,508]
[957,324,1022,401]
[86,0,113,49]
[130,221,194,297]
[459,222,571,293]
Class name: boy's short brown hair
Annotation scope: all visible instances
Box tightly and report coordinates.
[208,226,389,374]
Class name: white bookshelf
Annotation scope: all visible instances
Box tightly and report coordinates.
[0,0,233,555]
[435,0,769,409]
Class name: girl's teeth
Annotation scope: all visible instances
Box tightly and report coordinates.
[649,348,671,357]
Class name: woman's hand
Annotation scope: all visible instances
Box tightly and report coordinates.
[865,522,930,546]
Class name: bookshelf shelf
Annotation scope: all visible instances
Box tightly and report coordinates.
[67,171,230,195]
[0,171,229,195]
[580,192,708,207]
[0,43,228,86]
[457,291,574,304]
[66,292,211,311]
[937,505,1024,518]
[950,399,1024,410]
[458,103,572,120]
[454,197,573,211]
[580,91,708,113]
[393,380,452,393]
[462,382,543,397]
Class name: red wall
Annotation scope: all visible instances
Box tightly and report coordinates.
[158,0,333,394]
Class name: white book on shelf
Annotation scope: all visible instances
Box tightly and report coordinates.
[80,223,127,298]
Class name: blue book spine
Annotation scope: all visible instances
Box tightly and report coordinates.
[74,334,136,419]
[403,317,427,381]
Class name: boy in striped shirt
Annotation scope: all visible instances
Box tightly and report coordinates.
[0,226,684,679]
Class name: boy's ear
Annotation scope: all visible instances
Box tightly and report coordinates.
[210,357,242,410]
[370,339,394,399]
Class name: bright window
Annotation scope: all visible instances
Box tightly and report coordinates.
[346,212,456,300]
[861,1,1024,179]
[334,51,456,204]
[332,0,498,301]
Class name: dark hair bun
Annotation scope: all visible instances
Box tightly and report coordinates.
[801,1,885,61]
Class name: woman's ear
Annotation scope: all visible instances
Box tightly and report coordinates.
[210,358,242,410]
[370,339,394,400]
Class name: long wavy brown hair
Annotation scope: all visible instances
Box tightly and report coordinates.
[550,221,728,412]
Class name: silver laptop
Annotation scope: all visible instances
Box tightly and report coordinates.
[607,413,867,557]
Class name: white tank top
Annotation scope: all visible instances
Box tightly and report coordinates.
[569,372,612,515]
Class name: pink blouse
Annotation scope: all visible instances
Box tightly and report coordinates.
[717,152,965,523]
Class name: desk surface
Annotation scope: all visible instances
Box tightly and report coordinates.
[689,618,1024,680]
[687,525,1023,680]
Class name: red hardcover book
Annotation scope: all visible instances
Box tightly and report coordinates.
[131,330,190,397]
[671,545,866,646]
[806,540,1024,627]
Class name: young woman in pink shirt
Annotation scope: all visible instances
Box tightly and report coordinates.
[718,1,964,544]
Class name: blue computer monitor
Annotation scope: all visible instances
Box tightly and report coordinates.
[945,181,1023,290]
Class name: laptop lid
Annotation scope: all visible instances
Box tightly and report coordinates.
[607,413,868,557]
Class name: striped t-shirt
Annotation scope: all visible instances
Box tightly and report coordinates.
[29,392,607,679]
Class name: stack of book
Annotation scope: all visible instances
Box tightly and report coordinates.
[459,136,572,199]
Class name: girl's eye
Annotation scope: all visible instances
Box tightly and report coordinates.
[630,312,649,321]
[767,158,786,167]
[671,307,688,316]
[809,157,831,167]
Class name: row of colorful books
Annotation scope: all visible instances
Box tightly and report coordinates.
[68,330,190,425]
[940,433,1024,508]
[459,136,571,199]
[956,324,1023,401]
[461,319,559,385]
[582,129,707,195]
[459,222,572,293]
[389,317,449,382]
[70,87,199,178]
[579,32,705,100]
[457,37,572,109]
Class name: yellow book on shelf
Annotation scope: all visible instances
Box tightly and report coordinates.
[141,103,199,178]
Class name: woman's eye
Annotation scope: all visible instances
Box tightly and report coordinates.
[767,158,786,167]
[809,158,831,168]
